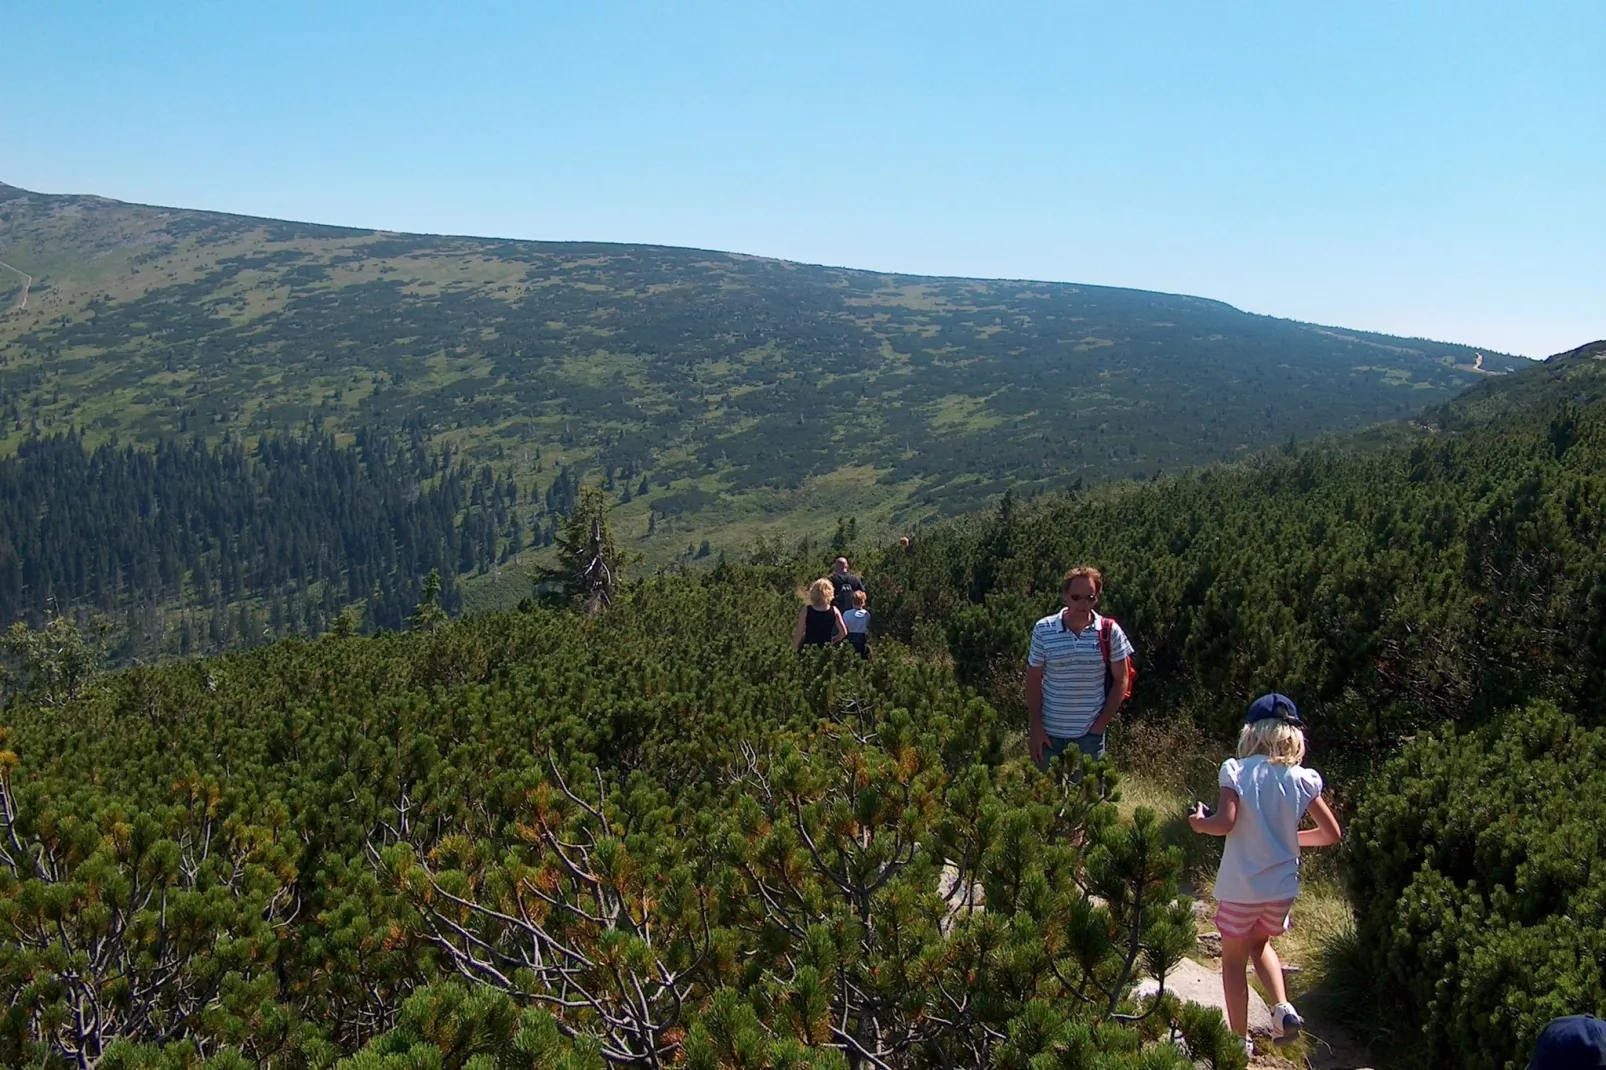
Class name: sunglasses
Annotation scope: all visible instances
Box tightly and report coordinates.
[1065,593,1097,603]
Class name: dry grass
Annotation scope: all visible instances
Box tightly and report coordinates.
[1108,717,1227,887]
[1270,880,1354,981]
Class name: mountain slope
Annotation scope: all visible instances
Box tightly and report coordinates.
[0,182,1523,547]
[1431,338,1606,429]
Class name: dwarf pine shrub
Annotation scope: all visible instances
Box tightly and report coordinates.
[1346,702,1606,1069]
[0,574,1245,1069]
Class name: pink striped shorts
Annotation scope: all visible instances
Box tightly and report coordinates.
[1214,899,1295,940]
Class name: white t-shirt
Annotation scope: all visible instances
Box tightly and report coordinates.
[1212,755,1324,904]
[842,608,870,634]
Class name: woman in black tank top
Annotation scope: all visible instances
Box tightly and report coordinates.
[793,577,847,650]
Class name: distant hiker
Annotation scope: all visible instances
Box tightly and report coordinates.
[842,589,872,659]
[1189,694,1344,1056]
[899,535,911,550]
[794,578,847,651]
[829,557,866,614]
[1025,566,1132,774]
[1527,1015,1606,1070]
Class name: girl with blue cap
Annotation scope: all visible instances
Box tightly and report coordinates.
[1189,693,1344,1057]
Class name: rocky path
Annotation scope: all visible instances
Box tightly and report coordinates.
[1169,902,1378,1069]
[1137,953,1376,1067]
[941,864,1378,1068]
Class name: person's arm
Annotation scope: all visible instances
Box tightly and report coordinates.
[1025,665,1046,762]
[1189,786,1240,836]
[830,608,848,643]
[1025,625,1049,761]
[1298,794,1343,848]
[1087,655,1129,734]
[792,607,807,651]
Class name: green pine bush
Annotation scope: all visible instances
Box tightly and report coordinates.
[0,573,1244,1069]
[1345,702,1606,1069]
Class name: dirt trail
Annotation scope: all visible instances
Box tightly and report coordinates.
[1185,950,1376,1068]
[0,258,33,311]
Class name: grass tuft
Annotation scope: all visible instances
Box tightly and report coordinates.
[1110,717,1227,887]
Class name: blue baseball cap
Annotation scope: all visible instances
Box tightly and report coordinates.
[1529,1015,1606,1069]
[1246,693,1303,727]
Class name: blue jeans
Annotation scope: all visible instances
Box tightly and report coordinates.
[1038,732,1107,778]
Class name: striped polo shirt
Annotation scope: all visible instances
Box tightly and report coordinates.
[1027,610,1134,738]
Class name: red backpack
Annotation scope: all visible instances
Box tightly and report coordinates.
[1099,617,1136,701]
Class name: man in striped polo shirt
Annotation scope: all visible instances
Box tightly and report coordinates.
[1026,566,1133,772]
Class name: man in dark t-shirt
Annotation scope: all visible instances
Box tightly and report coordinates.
[830,557,865,614]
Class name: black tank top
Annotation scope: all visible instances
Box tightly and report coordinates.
[802,606,836,646]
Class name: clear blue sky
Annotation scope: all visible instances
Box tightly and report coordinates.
[2,1,1600,356]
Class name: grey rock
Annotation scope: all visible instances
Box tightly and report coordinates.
[1132,956,1274,1035]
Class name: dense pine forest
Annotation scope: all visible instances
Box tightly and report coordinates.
[0,581,1245,1070]
[0,428,599,652]
[867,339,1606,1068]
[2,341,1603,1068]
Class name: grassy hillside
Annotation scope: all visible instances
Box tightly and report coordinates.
[0,180,1522,574]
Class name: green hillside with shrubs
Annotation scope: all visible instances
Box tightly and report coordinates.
[0,180,1523,625]
[0,580,1244,1070]
[876,338,1606,748]
[2,340,1604,1068]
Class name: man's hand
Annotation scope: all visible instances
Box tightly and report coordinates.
[1024,664,1045,764]
[1089,656,1129,734]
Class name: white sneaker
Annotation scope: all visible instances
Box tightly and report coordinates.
[1242,1034,1256,1059]
[1270,1001,1304,1042]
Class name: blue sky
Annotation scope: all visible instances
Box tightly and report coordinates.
[2,1,1600,357]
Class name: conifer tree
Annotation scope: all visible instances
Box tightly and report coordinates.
[407,569,448,630]
[831,517,849,552]
[532,487,630,613]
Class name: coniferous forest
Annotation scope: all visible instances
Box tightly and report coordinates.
[0,179,1546,660]
[1,341,1603,1068]
[0,427,586,651]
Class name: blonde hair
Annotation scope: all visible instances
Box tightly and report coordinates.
[1236,719,1307,766]
[852,589,867,608]
[806,578,835,608]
